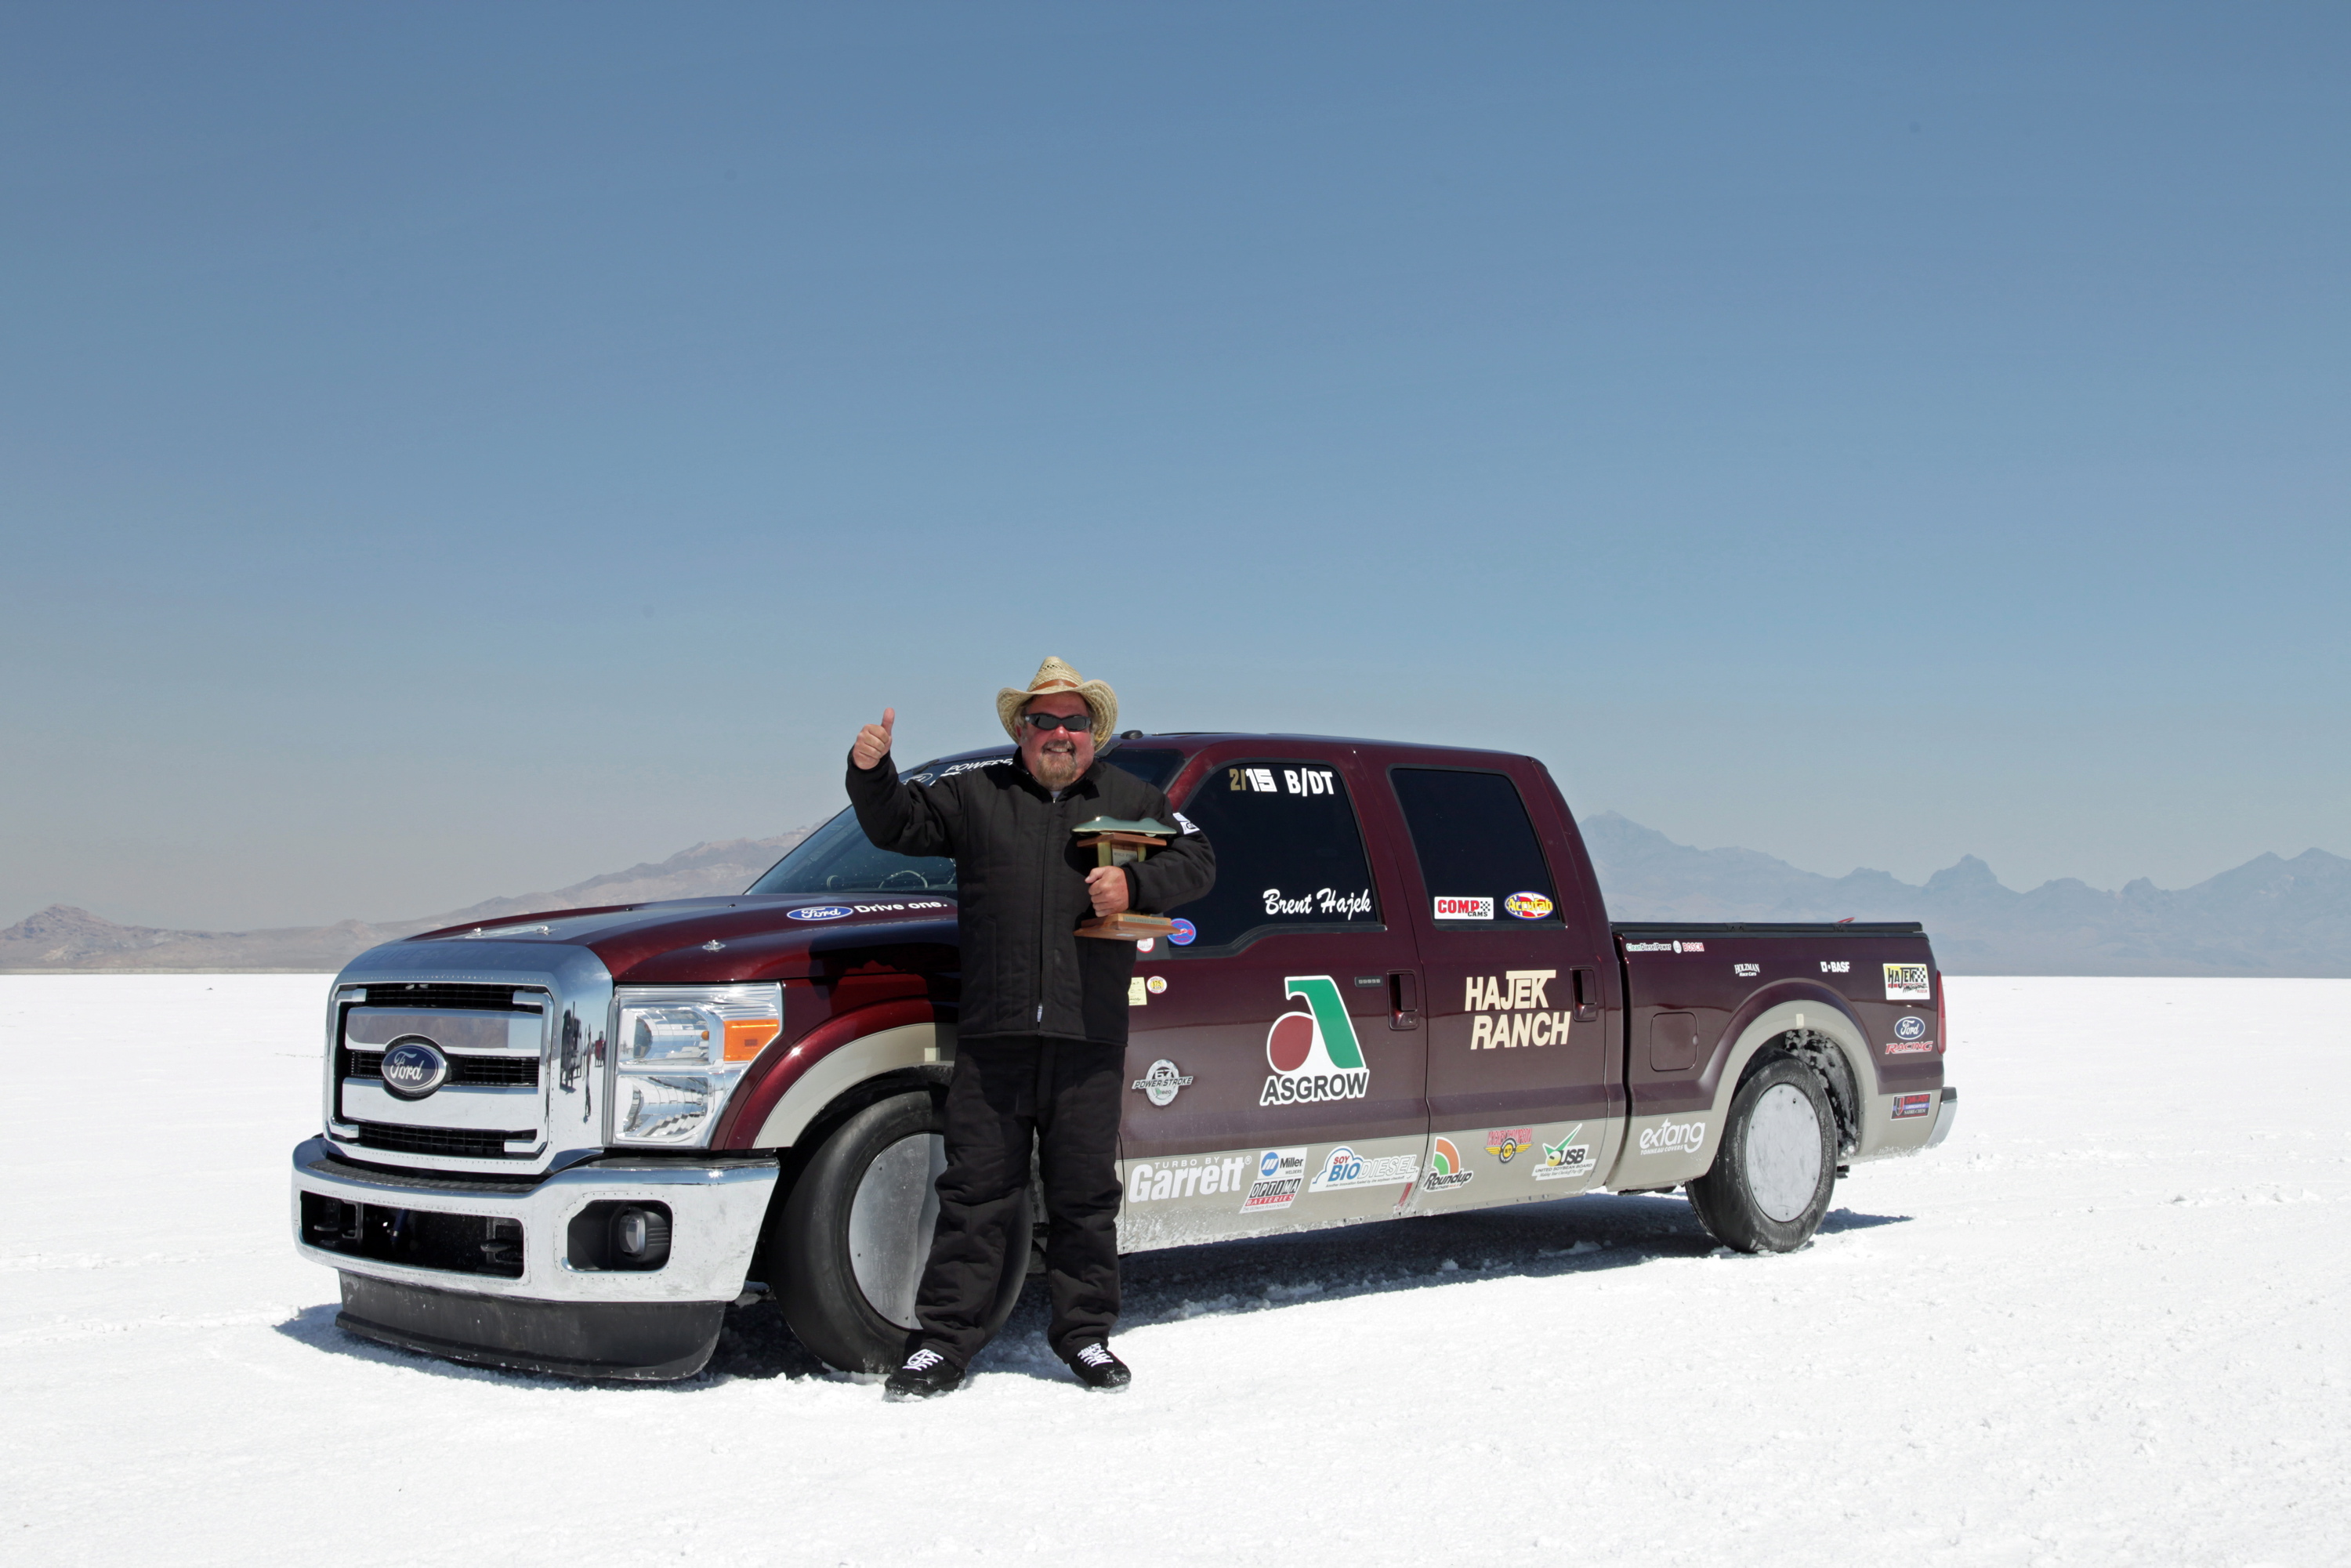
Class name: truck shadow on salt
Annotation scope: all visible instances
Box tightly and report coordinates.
[727,1192,1910,1385]
[279,1194,1909,1388]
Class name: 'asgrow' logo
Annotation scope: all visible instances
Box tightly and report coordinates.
[1259,975,1370,1106]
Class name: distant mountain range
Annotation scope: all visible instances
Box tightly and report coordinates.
[1579,813,2350,977]
[0,834,809,973]
[2,815,2344,976]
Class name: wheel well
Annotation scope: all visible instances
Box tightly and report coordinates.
[746,1066,948,1287]
[1737,1030,1859,1157]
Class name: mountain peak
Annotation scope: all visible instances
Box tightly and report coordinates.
[1924,855,2005,894]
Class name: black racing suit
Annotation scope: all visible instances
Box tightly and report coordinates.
[846,749,1215,1364]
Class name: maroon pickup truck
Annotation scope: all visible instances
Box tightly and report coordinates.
[291,732,1954,1380]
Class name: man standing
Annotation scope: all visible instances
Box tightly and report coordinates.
[846,657,1215,1399]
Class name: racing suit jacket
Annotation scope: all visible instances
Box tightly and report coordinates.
[846,750,1216,1046]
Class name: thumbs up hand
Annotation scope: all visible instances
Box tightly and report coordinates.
[852,708,897,771]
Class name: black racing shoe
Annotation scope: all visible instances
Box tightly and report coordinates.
[883,1347,963,1401]
[1064,1342,1132,1392]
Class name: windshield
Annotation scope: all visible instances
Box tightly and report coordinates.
[744,745,1190,898]
[747,807,957,896]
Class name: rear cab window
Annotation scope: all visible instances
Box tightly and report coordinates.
[1389,766,1562,926]
[1163,759,1382,951]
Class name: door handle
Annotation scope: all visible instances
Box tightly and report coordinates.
[1389,971,1420,1030]
[1570,965,1601,1023]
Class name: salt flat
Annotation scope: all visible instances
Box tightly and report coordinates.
[2,974,2345,1567]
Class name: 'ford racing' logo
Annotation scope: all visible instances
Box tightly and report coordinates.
[787,905,854,922]
[1894,1015,1928,1041]
[379,1037,450,1099]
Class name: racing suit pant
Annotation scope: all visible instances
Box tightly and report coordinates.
[910,1034,1124,1367]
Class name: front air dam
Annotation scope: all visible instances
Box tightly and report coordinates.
[336,1273,727,1381]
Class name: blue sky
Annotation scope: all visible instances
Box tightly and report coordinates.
[4,3,2346,929]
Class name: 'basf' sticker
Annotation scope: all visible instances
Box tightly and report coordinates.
[1883,962,1932,1001]
[1433,896,1494,920]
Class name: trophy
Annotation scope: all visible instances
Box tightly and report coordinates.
[1073,816,1179,941]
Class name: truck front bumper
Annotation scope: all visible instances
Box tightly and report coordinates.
[289,1137,778,1380]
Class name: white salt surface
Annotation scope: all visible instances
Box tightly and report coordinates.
[3,975,2346,1566]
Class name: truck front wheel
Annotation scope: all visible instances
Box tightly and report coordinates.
[1686,1056,1837,1253]
[770,1089,1030,1374]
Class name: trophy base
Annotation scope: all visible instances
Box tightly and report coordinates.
[1076,912,1177,942]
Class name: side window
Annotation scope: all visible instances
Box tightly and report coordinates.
[1098,747,1183,791]
[1389,768,1561,926]
[1165,760,1380,950]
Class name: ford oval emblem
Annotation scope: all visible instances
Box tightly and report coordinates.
[787,905,854,922]
[1894,1015,1927,1041]
[379,1037,450,1099]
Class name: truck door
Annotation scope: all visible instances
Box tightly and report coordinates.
[1119,752,1426,1249]
[1387,764,1614,1207]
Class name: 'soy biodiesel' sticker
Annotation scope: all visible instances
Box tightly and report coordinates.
[1259,975,1369,1106]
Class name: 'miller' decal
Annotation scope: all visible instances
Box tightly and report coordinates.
[1259,976,1370,1106]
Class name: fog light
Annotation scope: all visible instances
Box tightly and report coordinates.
[611,1205,672,1269]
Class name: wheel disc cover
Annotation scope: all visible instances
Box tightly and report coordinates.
[847,1132,946,1331]
[1744,1083,1824,1223]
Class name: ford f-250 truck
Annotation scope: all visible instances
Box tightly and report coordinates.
[292,732,1956,1380]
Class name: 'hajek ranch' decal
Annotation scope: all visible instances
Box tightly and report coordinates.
[1464,969,1570,1049]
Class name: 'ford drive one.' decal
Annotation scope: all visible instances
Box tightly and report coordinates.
[787,906,854,921]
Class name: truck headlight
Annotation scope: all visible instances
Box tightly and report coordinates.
[608,983,782,1147]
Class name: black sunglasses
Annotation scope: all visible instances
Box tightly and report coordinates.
[1022,712,1092,733]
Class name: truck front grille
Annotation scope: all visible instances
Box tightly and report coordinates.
[359,982,538,1012]
[353,1121,537,1160]
[345,1051,540,1088]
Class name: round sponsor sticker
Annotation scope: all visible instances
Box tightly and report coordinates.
[1147,975,1168,995]
[1503,891,1555,920]
[1134,937,1154,954]
[1168,917,1197,947]
[786,905,854,922]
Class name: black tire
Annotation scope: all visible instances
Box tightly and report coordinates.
[1686,1056,1837,1254]
[770,1089,1030,1374]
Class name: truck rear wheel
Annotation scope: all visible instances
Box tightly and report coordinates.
[1686,1056,1837,1254]
[770,1089,1030,1374]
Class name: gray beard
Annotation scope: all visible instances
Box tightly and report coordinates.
[1033,748,1084,789]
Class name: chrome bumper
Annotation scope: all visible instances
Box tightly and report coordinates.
[290,1136,777,1305]
[1925,1085,1959,1150]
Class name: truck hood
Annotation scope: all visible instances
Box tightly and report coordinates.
[400,894,960,985]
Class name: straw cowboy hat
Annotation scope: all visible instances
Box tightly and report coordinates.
[997,656,1119,748]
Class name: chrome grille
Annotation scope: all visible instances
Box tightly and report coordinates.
[353,1122,537,1161]
[359,982,539,1012]
[345,1050,540,1088]
[324,946,610,1178]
